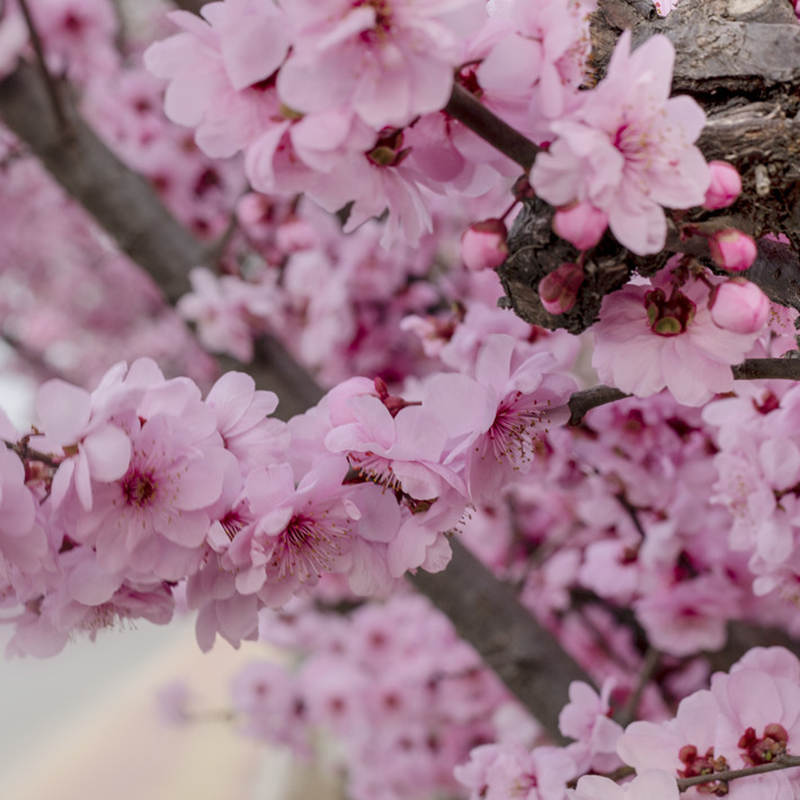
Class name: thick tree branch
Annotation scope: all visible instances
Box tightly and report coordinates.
[0,59,322,420]
[408,539,593,744]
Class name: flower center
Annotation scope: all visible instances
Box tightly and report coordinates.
[678,745,730,796]
[489,394,547,469]
[645,287,696,336]
[271,515,348,581]
[354,0,393,38]
[121,470,157,508]
[739,724,789,766]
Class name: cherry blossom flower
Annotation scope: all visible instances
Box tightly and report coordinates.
[531,32,709,255]
[591,265,765,406]
[277,0,486,128]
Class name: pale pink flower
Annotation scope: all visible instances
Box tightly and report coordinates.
[34,378,131,511]
[531,32,709,255]
[425,334,576,502]
[591,266,764,406]
[144,1,291,157]
[277,0,485,128]
[570,771,679,800]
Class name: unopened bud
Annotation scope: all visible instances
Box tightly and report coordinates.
[709,229,757,272]
[703,161,742,210]
[710,278,769,334]
[461,219,508,272]
[552,201,608,250]
[538,262,584,315]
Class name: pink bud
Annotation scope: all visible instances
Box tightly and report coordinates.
[709,229,757,272]
[703,161,742,210]
[552,201,608,250]
[538,262,584,315]
[461,219,508,272]
[710,278,770,334]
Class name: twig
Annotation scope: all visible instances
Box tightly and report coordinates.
[568,385,629,425]
[733,358,800,381]
[616,494,647,540]
[17,0,70,135]
[444,84,541,172]
[676,754,800,792]
[567,359,800,427]
[616,647,660,727]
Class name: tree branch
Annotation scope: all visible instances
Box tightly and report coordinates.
[407,539,594,744]
[444,84,540,172]
[0,59,322,420]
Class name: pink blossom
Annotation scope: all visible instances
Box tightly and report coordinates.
[143,2,291,157]
[34,377,132,511]
[539,262,584,315]
[531,32,709,255]
[570,771,679,800]
[277,0,485,128]
[425,334,576,502]
[591,266,763,406]
[553,201,609,250]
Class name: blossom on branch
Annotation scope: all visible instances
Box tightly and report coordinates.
[531,31,709,255]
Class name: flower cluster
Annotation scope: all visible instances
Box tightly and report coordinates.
[1,330,575,655]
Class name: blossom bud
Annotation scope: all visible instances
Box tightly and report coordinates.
[710,278,769,334]
[539,262,584,315]
[461,219,508,272]
[703,161,742,210]
[552,201,608,250]
[708,229,757,272]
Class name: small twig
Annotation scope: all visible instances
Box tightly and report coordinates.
[4,438,61,468]
[676,754,800,792]
[17,0,71,135]
[616,494,647,539]
[616,647,660,727]
[205,208,239,266]
[568,385,629,426]
[444,84,541,172]
[567,359,800,427]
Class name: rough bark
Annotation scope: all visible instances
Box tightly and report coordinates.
[408,540,593,744]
